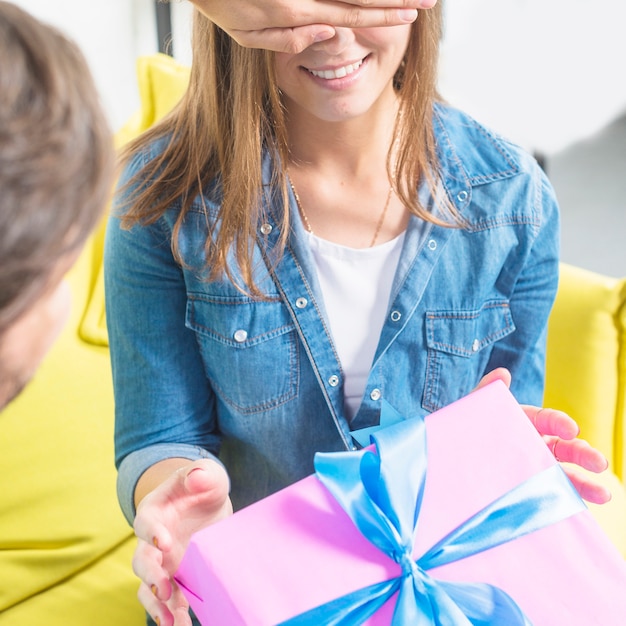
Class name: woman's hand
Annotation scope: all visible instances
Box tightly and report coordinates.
[189,0,438,53]
[477,368,611,505]
[132,459,232,626]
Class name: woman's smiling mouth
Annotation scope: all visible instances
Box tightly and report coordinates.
[305,58,365,80]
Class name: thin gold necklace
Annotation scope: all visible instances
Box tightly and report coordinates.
[288,178,394,248]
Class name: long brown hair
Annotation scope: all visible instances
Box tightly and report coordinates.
[0,1,113,331]
[120,5,447,295]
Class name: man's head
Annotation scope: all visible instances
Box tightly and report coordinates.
[0,1,113,407]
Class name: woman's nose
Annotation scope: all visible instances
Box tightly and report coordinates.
[310,27,355,56]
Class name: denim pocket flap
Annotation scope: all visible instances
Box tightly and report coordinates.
[186,294,295,348]
[426,300,515,358]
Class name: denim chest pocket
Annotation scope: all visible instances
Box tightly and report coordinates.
[186,294,299,414]
[422,300,515,412]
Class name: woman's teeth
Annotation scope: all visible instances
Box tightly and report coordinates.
[307,60,363,80]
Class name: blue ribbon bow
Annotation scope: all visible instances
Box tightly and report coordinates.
[279,401,585,625]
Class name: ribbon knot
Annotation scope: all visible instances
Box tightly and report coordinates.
[397,550,421,580]
[280,400,586,626]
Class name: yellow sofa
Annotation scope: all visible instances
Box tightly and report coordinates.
[0,53,624,624]
[0,54,189,626]
[545,263,626,551]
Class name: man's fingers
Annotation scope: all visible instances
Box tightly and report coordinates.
[219,8,420,53]
[334,0,434,7]
[326,7,418,29]
[245,6,419,29]
[229,26,334,53]
[228,9,417,54]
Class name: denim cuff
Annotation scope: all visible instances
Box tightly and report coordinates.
[116,443,221,525]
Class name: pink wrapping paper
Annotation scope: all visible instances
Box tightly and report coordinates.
[175,381,626,625]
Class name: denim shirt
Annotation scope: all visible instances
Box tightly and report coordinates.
[105,104,560,524]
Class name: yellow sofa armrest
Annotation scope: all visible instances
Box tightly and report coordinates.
[545,263,626,557]
[545,263,626,479]
[114,52,190,148]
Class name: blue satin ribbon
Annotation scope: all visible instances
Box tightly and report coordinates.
[279,401,586,625]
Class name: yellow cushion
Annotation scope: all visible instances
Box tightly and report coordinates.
[0,538,144,626]
[77,220,110,346]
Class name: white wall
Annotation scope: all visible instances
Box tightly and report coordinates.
[440,0,626,154]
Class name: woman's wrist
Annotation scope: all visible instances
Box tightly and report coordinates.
[134,457,196,510]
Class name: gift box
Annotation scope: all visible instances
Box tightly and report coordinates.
[175,381,626,624]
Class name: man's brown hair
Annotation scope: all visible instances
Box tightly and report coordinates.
[0,1,113,331]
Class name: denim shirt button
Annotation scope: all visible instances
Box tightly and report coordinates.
[457,190,469,203]
[328,375,340,387]
[260,223,273,235]
[233,329,248,343]
[390,310,402,322]
[295,297,308,309]
[427,239,437,251]
[370,388,382,401]
[472,338,480,352]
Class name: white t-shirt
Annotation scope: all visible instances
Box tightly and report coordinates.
[306,231,405,420]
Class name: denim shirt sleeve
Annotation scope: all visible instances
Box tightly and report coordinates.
[104,150,223,523]
[484,162,560,406]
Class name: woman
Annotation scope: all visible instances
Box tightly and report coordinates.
[105,5,609,625]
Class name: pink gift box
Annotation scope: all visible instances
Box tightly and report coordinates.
[175,381,626,624]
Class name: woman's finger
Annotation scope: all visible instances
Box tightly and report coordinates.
[475,367,511,390]
[561,464,612,505]
[523,405,579,440]
[132,539,174,602]
[133,512,174,553]
[169,581,194,626]
[138,580,175,626]
[546,436,609,473]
